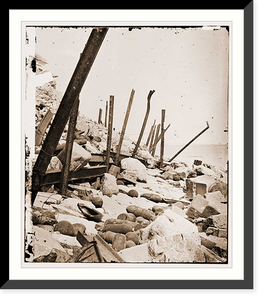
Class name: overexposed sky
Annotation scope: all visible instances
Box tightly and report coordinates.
[35,26,229,146]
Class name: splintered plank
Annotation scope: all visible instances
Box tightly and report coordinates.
[89,154,113,164]
[67,241,104,263]
[76,232,124,263]
[94,234,126,263]
[35,109,54,146]
[40,165,107,186]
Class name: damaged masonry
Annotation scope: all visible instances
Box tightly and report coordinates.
[24,26,229,264]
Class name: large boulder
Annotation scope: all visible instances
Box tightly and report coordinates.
[120,158,147,183]
[100,173,119,197]
[140,209,200,245]
[148,233,206,263]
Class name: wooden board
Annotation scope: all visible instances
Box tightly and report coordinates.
[102,150,146,165]
[35,109,54,146]
[94,234,126,263]
[76,232,125,263]
[67,241,104,263]
[41,165,107,186]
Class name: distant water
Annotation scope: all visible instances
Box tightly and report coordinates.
[162,144,228,169]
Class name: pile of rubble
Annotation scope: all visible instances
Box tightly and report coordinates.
[26,154,228,263]
[26,79,228,264]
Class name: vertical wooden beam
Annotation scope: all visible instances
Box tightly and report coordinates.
[31,27,108,205]
[104,100,108,127]
[146,119,156,147]
[59,97,80,195]
[106,96,114,170]
[132,90,155,157]
[160,109,165,168]
[98,108,102,124]
[115,89,135,165]
[151,123,160,157]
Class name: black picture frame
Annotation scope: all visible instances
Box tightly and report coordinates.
[5,2,253,289]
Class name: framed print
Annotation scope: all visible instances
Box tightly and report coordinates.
[6,4,253,289]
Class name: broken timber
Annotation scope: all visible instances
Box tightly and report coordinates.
[40,165,107,186]
[160,109,165,168]
[98,107,102,124]
[149,123,171,152]
[35,109,54,146]
[146,119,156,147]
[60,97,80,195]
[75,232,125,263]
[151,123,160,157]
[106,95,114,170]
[132,90,155,157]
[148,124,156,151]
[31,27,108,205]
[67,232,104,263]
[104,100,108,127]
[94,234,126,262]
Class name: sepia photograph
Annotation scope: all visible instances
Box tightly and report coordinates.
[23,25,229,265]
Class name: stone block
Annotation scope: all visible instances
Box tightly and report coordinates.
[140,209,201,246]
[199,233,216,249]
[100,173,119,197]
[148,234,206,263]
[199,232,227,255]
[194,160,202,166]
[186,175,218,199]
[207,214,227,229]
[186,194,208,219]
[108,165,120,177]
[202,246,225,263]
[119,234,206,263]
[33,226,66,260]
[206,227,219,236]
[205,191,226,204]
[186,193,225,219]
[218,228,228,238]
[118,243,152,263]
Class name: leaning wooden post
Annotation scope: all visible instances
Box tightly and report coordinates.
[104,100,108,127]
[168,121,210,162]
[146,119,156,147]
[115,89,135,165]
[160,109,165,168]
[149,123,171,152]
[98,108,102,124]
[59,96,80,195]
[31,27,108,205]
[149,124,156,152]
[151,123,160,157]
[106,95,114,170]
[132,90,155,157]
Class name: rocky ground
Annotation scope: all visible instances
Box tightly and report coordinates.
[25,79,228,264]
